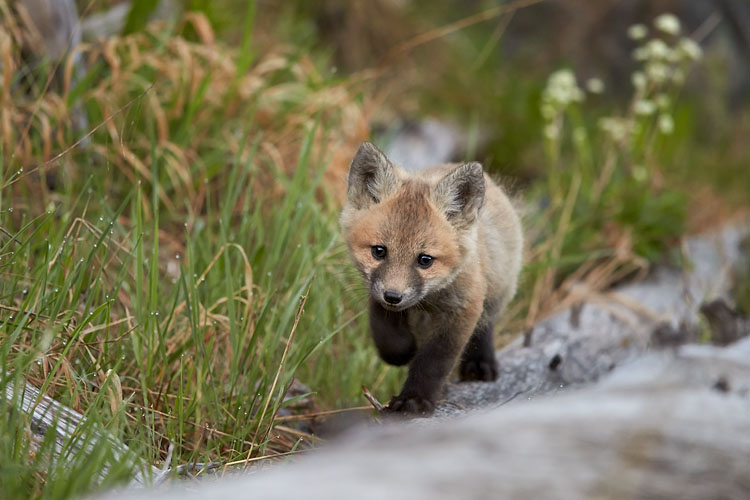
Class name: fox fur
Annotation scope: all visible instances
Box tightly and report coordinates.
[340,142,523,415]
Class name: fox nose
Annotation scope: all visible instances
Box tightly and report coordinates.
[383,290,403,305]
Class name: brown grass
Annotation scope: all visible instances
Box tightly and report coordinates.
[1,9,368,219]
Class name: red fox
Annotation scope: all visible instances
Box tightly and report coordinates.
[341,142,523,415]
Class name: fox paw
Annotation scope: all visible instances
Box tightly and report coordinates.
[384,394,435,416]
[459,357,498,382]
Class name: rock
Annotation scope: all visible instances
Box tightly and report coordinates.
[4,379,159,487]
[383,119,464,171]
[94,337,750,500]
[80,0,180,41]
[16,0,81,61]
[14,0,89,139]
[700,299,750,346]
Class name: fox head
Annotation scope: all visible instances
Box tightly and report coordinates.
[340,142,485,311]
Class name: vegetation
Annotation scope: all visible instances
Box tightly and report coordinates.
[1,1,747,499]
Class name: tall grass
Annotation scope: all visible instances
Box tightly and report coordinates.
[0,7,395,499]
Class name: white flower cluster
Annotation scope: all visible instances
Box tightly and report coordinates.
[541,69,587,140]
[654,13,681,35]
[542,69,584,116]
[616,13,701,136]
[629,13,703,88]
[628,24,648,40]
[630,95,674,133]
[586,78,605,94]
[598,117,633,143]
[677,38,703,61]
[540,12,700,155]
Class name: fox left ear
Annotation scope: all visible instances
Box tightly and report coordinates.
[432,162,485,228]
[346,142,400,209]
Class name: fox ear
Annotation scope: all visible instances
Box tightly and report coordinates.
[347,142,399,209]
[432,162,485,227]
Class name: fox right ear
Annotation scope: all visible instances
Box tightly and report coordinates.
[432,162,485,229]
[346,142,399,209]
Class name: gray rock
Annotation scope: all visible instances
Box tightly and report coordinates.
[80,0,180,41]
[95,337,750,500]
[17,0,81,61]
[383,119,463,171]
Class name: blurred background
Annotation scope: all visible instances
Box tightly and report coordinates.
[1,1,748,498]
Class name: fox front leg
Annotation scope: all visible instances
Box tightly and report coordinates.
[459,320,499,382]
[369,299,416,366]
[387,309,479,415]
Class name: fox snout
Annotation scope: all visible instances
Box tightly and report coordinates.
[383,290,403,305]
[370,280,417,310]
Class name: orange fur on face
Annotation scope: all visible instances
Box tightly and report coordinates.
[343,181,462,297]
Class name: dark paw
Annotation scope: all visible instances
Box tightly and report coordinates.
[384,394,435,416]
[459,357,498,382]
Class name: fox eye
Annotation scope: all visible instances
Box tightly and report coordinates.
[371,245,387,260]
[416,254,434,269]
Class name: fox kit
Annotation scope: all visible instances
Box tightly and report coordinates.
[340,142,523,415]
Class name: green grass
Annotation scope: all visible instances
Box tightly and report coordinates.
[0,99,374,497]
[0,6,399,498]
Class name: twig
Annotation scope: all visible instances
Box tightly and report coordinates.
[361,385,384,412]
[274,406,373,422]
[224,449,305,468]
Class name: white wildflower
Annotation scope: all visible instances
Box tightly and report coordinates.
[599,117,630,142]
[645,39,670,60]
[658,114,674,134]
[586,78,605,94]
[646,62,669,83]
[655,13,681,35]
[631,71,647,90]
[678,38,703,61]
[553,69,576,87]
[628,24,648,40]
[634,99,656,115]
[544,69,585,106]
[541,68,585,126]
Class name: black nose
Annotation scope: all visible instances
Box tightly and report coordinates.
[383,290,403,305]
